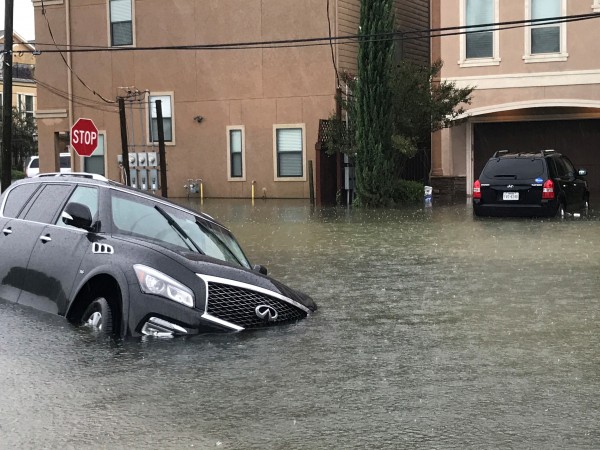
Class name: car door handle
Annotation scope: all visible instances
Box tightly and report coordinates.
[39,235,52,243]
[2,227,12,235]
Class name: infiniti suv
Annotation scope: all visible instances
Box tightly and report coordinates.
[0,173,317,337]
[473,150,589,218]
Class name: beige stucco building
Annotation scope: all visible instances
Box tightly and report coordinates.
[431,0,600,197]
[33,0,429,199]
[0,31,37,121]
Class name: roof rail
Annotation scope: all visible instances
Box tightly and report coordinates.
[493,149,509,158]
[541,149,555,155]
[34,172,109,182]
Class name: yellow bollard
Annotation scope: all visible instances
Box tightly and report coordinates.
[251,181,256,206]
[200,180,204,206]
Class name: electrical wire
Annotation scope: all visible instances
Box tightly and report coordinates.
[24,12,600,54]
[39,0,115,103]
[326,0,339,88]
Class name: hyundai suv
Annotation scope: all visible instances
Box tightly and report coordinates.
[473,150,589,217]
[0,174,317,337]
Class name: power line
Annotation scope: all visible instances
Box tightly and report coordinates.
[39,0,115,103]
[23,12,600,55]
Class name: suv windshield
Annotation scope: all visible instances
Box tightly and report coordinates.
[482,158,545,179]
[110,190,251,269]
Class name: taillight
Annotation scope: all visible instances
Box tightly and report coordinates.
[473,180,481,199]
[542,179,555,199]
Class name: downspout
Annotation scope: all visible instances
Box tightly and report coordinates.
[66,0,74,170]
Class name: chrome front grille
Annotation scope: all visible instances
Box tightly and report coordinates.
[204,279,308,329]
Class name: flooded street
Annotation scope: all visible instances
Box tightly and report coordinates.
[1,200,599,448]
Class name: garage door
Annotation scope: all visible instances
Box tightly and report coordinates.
[474,119,600,195]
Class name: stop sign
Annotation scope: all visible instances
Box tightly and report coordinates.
[71,118,99,157]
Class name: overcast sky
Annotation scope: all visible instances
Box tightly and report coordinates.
[1,0,35,41]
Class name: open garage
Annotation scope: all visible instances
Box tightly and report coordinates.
[473,118,600,197]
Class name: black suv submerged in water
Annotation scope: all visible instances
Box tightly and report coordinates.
[473,150,590,217]
[0,174,316,337]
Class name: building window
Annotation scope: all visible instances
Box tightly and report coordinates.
[17,94,34,119]
[524,0,567,62]
[460,0,500,67]
[274,125,306,180]
[109,0,133,46]
[227,126,245,181]
[594,1,600,13]
[149,94,173,143]
[84,133,105,176]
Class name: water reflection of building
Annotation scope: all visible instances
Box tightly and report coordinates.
[431,0,600,200]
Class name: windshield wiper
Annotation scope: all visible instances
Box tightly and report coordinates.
[154,205,204,254]
[196,220,244,267]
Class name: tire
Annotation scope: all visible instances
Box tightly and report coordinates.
[556,201,566,219]
[81,297,114,335]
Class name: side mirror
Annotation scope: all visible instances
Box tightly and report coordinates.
[578,169,587,177]
[62,202,93,231]
[253,264,268,276]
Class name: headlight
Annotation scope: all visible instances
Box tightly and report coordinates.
[133,265,195,308]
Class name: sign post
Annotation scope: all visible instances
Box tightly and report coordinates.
[71,118,99,157]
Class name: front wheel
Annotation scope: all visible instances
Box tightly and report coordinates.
[81,297,114,335]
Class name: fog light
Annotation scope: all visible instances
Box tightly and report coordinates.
[141,317,188,337]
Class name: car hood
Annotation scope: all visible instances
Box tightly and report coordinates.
[112,234,317,312]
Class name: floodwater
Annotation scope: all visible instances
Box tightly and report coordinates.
[1,199,599,449]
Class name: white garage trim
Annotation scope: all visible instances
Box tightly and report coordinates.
[457,99,600,121]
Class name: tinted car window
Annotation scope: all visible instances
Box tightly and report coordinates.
[482,158,545,179]
[29,158,39,169]
[60,156,71,169]
[553,157,569,177]
[561,157,575,176]
[2,184,39,218]
[56,186,99,229]
[23,184,74,223]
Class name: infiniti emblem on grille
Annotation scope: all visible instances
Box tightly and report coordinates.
[255,305,278,321]
[507,185,514,189]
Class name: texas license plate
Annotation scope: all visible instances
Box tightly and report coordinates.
[503,192,519,201]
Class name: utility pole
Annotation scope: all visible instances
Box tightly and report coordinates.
[155,99,168,197]
[1,0,14,192]
[118,97,130,185]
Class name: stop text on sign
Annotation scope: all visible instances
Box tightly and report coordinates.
[72,130,98,146]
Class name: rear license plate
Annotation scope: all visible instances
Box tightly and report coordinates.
[503,192,519,201]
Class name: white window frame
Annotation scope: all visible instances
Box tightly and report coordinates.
[81,131,107,176]
[17,94,35,118]
[524,0,568,63]
[107,0,136,47]
[226,126,246,182]
[147,92,176,146]
[273,124,307,182]
[459,0,501,67]
[593,0,600,12]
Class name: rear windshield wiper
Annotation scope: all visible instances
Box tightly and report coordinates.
[154,205,204,255]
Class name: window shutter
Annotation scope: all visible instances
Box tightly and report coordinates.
[277,128,303,177]
[531,0,561,54]
[110,0,132,22]
[465,0,494,58]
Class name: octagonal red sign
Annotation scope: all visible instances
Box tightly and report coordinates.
[71,118,99,157]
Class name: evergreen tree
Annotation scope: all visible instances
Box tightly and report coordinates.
[354,0,396,207]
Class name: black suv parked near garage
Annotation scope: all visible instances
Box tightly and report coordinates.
[0,174,316,337]
[473,150,590,217]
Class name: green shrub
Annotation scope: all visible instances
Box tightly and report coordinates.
[11,169,26,180]
[391,179,424,205]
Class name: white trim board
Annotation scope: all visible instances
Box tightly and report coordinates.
[444,69,600,90]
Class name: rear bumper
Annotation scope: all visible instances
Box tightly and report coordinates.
[473,199,558,217]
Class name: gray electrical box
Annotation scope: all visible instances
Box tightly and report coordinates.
[137,152,148,167]
[150,169,159,191]
[147,152,158,167]
[130,170,138,189]
[128,153,138,168]
[139,169,148,190]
